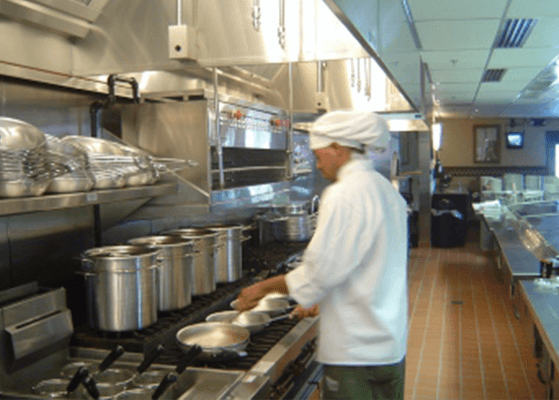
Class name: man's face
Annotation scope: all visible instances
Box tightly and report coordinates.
[313,146,343,182]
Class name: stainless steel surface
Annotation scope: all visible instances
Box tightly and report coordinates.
[127,236,194,311]
[519,281,559,375]
[260,212,316,242]
[5,309,73,361]
[204,224,243,283]
[0,182,177,216]
[249,317,319,384]
[80,245,160,332]
[0,117,46,150]
[214,68,225,190]
[0,0,109,38]
[161,229,217,296]
[2,287,66,327]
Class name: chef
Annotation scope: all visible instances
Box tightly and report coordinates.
[236,110,408,400]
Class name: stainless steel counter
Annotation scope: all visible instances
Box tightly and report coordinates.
[518,281,559,369]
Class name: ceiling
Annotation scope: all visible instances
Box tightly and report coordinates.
[399,0,559,119]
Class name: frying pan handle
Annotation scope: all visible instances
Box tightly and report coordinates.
[67,366,89,393]
[176,345,203,374]
[137,344,165,374]
[98,345,125,372]
[152,372,178,400]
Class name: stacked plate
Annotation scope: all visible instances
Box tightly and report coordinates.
[61,136,159,189]
[0,117,51,197]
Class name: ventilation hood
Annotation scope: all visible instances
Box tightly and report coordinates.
[0,0,110,38]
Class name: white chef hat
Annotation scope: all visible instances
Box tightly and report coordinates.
[309,110,389,152]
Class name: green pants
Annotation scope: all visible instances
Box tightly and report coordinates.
[320,358,405,400]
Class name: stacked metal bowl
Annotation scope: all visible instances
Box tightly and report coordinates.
[0,117,51,197]
[45,135,94,193]
[61,136,159,189]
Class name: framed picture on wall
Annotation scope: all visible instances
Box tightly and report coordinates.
[474,125,500,163]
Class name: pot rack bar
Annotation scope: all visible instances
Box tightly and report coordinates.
[0,182,177,216]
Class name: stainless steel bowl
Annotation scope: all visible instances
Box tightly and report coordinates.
[0,117,46,150]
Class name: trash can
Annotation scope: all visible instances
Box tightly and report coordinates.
[431,195,468,247]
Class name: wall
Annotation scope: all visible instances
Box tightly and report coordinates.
[437,117,556,192]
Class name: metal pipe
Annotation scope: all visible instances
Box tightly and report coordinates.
[278,0,286,48]
[287,62,294,180]
[214,68,225,189]
[177,0,182,26]
[317,61,323,93]
[252,0,261,30]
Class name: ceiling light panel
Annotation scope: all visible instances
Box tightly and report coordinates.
[488,48,559,68]
[415,20,501,50]
[421,50,491,69]
[408,0,505,21]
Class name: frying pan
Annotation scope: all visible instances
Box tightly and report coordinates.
[231,297,293,316]
[205,310,292,334]
[176,322,250,362]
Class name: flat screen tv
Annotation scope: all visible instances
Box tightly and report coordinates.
[506,132,524,149]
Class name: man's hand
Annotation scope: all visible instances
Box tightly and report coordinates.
[235,276,289,312]
[290,304,319,319]
[235,283,266,311]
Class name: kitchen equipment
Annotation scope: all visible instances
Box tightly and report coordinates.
[176,322,250,362]
[61,345,125,379]
[45,134,94,193]
[77,345,166,400]
[0,117,52,197]
[61,136,158,189]
[257,209,317,243]
[131,344,202,391]
[204,224,245,283]
[206,310,292,334]
[116,372,178,400]
[128,235,195,311]
[80,245,161,332]
[161,228,219,295]
[32,367,89,399]
[231,297,293,316]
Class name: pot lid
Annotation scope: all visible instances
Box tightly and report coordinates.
[128,235,193,248]
[81,245,160,259]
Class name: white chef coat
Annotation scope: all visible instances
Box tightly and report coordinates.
[285,158,408,365]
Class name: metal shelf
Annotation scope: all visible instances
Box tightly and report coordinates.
[0,182,178,216]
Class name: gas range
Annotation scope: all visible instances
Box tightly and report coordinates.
[0,241,318,399]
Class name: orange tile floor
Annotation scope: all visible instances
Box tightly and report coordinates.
[405,222,547,400]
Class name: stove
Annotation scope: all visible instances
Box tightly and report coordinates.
[0,241,318,400]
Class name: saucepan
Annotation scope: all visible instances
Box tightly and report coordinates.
[206,310,293,334]
[176,322,250,362]
[32,367,90,399]
[80,372,178,400]
[230,297,294,317]
[69,345,166,399]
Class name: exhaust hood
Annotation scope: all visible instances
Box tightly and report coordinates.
[0,0,110,38]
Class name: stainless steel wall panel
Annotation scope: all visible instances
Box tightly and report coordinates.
[0,219,10,290]
[101,220,152,246]
[7,208,95,288]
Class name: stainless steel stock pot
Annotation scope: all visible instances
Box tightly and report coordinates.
[161,228,218,295]
[128,236,194,311]
[80,245,160,332]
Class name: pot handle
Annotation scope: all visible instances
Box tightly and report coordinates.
[241,235,252,242]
